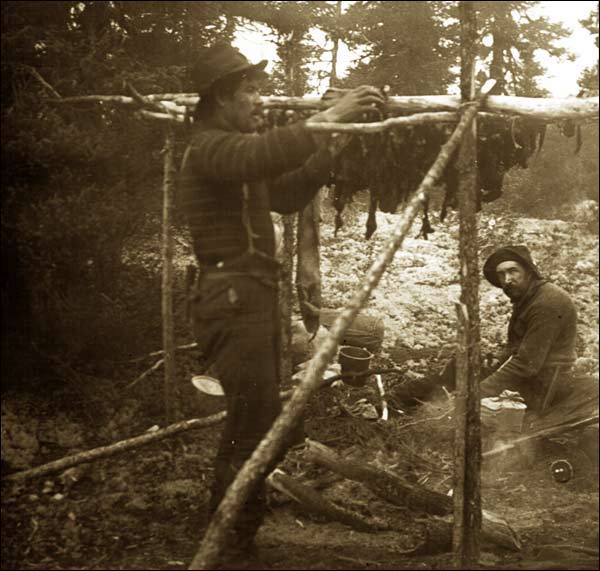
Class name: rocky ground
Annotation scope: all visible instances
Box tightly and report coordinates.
[1,194,598,570]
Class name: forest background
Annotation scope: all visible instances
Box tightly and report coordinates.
[1,0,598,395]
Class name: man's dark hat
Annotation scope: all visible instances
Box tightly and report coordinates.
[190,44,268,95]
[483,245,543,288]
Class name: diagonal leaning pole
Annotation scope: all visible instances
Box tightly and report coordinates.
[187,78,498,571]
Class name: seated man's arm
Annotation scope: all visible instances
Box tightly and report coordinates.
[481,305,562,390]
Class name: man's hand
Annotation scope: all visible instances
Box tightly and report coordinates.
[307,85,385,125]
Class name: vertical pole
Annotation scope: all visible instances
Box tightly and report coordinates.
[279,32,303,388]
[280,215,295,386]
[162,126,178,424]
[453,2,482,569]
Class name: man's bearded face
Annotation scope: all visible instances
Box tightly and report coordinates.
[496,261,532,301]
[221,78,264,133]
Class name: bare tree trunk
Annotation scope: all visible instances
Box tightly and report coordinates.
[279,30,304,387]
[279,216,295,388]
[162,127,179,424]
[490,12,508,95]
[453,4,482,569]
[187,86,492,570]
[329,1,343,87]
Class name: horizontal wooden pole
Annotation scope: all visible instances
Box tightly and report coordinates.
[50,93,599,122]
[306,112,459,132]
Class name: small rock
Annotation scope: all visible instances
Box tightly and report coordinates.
[42,480,54,494]
[125,496,150,511]
[28,494,39,502]
[52,493,65,501]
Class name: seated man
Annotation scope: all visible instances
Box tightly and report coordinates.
[391,245,578,413]
[479,245,577,412]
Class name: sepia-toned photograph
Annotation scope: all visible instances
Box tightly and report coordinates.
[1,1,598,569]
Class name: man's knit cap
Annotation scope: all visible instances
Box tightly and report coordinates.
[483,245,543,287]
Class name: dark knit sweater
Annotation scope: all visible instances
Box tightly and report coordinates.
[485,280,578,387]
[179,116,332,266]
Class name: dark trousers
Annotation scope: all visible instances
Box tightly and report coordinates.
[191,270,290,541]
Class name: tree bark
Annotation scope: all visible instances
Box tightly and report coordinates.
[305,441,521,552]
[267,469,386,533]
[329,0,343,87]
[453,4,482,569]
[305,440,451,515]
[162,127,179,424]
[187,83,493,571]
[280,38,303,386]
[489,6,509,95]
[279,216,295,389]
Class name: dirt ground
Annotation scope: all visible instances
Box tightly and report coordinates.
[2,197,599,570]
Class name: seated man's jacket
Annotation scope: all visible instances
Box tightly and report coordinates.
[483,279,577,408]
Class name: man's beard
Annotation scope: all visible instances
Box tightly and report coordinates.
[503,285,523,301]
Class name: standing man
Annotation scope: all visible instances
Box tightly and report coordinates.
[179,43,383,560]
[480,245,578,411]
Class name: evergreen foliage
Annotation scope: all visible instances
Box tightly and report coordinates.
[1,1,597,385]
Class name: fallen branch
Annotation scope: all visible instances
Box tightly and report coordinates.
[126,357,165,389]
[268,470,456,558]
[3,385,327,483]
[375,375,389,421]
[482,414,599,459]
[305,439,451,515]
[267,469,387,533]
[394,406,453,432]
[5,369,411,485]
[305,440,521,552]
[187,80,496,571]
[130,342,199,363]
[26,66,61,99]
[2,411,226,483]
